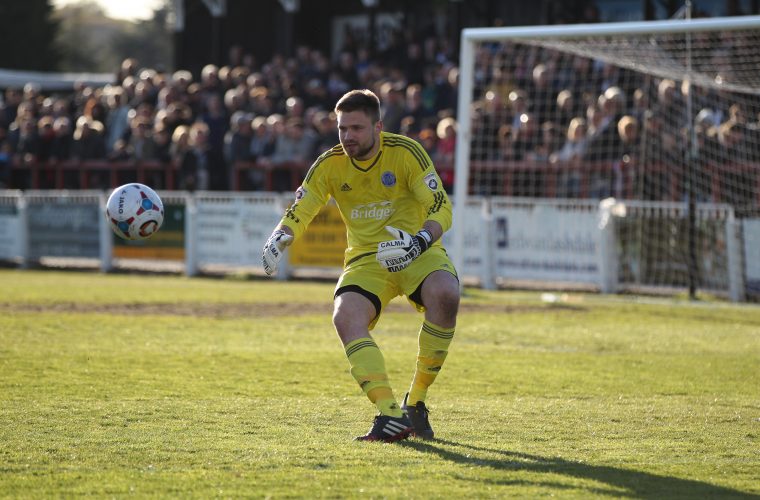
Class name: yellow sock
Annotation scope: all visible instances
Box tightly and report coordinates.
[408,320,455,405]
[345,337,402,417]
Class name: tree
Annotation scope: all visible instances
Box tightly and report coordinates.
[0,0,60,71]
[110,6,173,72]
[54,0,172,74]
[54,1,111,72]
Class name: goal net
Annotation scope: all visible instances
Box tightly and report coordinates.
[453,16,760,297]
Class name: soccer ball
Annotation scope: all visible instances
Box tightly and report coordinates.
[105,183,164,240]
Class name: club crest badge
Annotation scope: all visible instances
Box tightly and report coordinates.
[295,186,307,200]
[381,171,396,187]
[424,172,439,191]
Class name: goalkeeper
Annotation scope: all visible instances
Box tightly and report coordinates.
[262,89,459,443]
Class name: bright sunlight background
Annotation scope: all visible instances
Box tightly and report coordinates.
[51,0,165,21]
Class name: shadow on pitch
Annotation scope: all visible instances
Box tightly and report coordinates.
[399,438,758,498]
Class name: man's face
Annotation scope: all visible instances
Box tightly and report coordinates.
[337,110,381,160]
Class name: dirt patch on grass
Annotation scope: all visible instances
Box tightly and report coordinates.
[0,301,327,318]
[0,301,582,317]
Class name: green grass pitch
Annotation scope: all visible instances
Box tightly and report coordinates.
[1,269,758,498]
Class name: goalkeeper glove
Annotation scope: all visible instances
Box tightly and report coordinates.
[262,229,293,276]
[376,226,433,272]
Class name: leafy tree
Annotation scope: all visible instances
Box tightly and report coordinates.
[54,0,172,74]
[110,6,173,72]
[0,0,60,70]
[54,1,111,72]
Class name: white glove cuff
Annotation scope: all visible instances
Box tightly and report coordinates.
[416,229,433,252]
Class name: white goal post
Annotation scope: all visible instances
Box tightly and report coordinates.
[453,15,760,298]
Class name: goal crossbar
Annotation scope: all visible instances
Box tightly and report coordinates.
[461,15,760,41]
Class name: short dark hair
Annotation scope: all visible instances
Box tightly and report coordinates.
[335,89,381,123]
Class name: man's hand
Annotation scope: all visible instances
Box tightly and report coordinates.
[262,229,293,276]
[376,226,433,272]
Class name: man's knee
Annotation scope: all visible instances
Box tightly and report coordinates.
[332,291,376,337]
[422,273,460,316]
[433,286,460,315]
[332,307,348,332]
[333,303,361,334]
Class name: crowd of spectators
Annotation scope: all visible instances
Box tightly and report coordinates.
[1,26,759,206]
[0,33,460,193]
[468,36,760,203]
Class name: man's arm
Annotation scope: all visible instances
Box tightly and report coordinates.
[411,148,453,236]
[261,158,330,276]
[261,225,294,276]
[375,141,453,272]
[376,220,444,273]
[421,220,443,245]
[274,225,294,237]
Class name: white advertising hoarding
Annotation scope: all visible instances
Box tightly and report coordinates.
[27,202,101,258]
[491,200,601,284]
[194,195,284,266]
[441,198,486,278]
[0,203,21,259]
[743,218,760,294]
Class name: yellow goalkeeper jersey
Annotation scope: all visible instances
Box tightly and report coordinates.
[279,131,452,267]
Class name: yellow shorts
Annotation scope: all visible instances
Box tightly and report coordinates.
[335,246,458,330]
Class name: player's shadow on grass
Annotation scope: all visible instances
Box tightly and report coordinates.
[400,438,758,498]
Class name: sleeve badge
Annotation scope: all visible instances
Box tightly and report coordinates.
[423,172,439,191]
